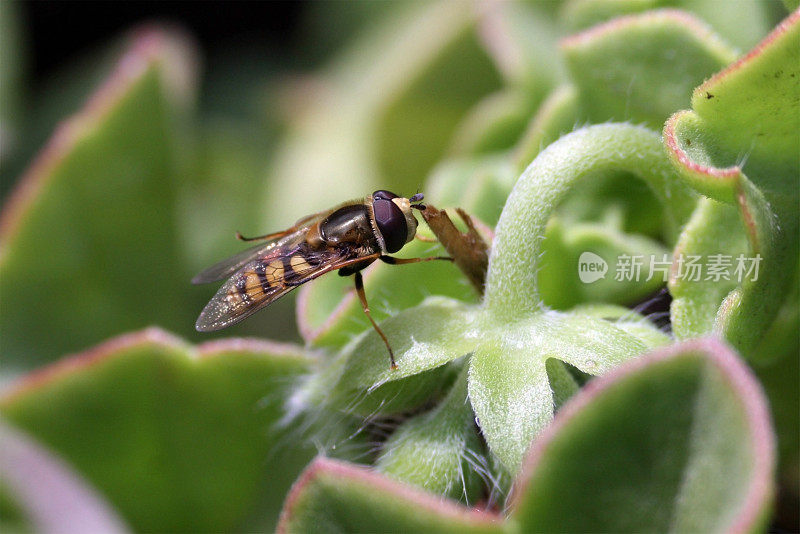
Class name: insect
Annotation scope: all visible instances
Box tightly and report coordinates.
[192,190,451,369]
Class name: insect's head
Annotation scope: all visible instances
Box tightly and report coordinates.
[371,190,423,253]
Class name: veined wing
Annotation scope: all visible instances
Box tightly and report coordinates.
[195,243,365,331]
[191,218,326,284]
[191,240,286,285]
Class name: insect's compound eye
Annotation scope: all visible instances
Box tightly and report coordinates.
[373,198,407,253]
[372,190,398,201]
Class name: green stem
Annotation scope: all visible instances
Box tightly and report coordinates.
[484,123,692,321]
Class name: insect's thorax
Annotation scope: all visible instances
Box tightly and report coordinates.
[317,204,380,251]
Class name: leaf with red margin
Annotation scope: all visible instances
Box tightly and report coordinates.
[663,9,800,357]
[0,28,200,371]
[560,0,773,51]
[0,328,315,533]
[561,10,737,131]
[277,457,502,534]
[509,338,775,532]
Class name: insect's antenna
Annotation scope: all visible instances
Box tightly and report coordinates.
[409,192,425,204]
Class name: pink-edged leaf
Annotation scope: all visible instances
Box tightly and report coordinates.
[1,328,315,532]
[277,457,502,534]
[510,337,775,532]
[663,9,800,356]
[0,27,200,371]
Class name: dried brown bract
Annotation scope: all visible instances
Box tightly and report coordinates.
[420,204,490,294]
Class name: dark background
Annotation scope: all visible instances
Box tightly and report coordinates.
[3,1,334,198]
[23,0,307,85]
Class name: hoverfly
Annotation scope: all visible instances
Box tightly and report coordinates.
[193,191,451,369]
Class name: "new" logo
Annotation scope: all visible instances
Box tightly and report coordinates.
[578,252,608,284]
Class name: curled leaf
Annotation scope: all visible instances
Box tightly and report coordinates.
[485,123,694,321]
[663,9,800,356]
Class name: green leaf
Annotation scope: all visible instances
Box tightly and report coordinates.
[511,10,736,248]
[372,5,503,190]
[448,90,540,156]
[478,1,564,89]
[570,303,672,349]
[485,123,694,321]
[561,1,774,51]
[666,14,800,181]
[509,11,732,266]
[754,347,799,530]
[433,124,692,473]
[468,310,648,473]
[376,363,485,503]
[0,329,314,533]
[663,10,800,356]
[0,30,199,371]
[560,0,658,31]
[297,236,477,350]
[510,338,775,533]
[277,457,502,534]
[751,271,799,529]
[0,26,126,201]
[562,9,737,130]
[318,298,480,416]
[668,198,747,339]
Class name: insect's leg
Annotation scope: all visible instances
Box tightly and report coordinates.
[354,271,397,370]
[235,230,292,242]
[379,255,454,265]
[414,233,437,243]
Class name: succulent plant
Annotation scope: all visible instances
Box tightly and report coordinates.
[1,2,797,532]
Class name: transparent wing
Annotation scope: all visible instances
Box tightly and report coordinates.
[192,210,336,285]
[194,244,368,332]
[191,240,283,285]
[191,214,330,285]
